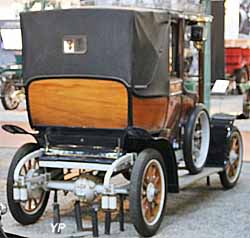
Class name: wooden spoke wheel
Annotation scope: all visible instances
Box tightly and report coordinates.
[236,67,248,84]
[220,127,243,189]
[141,160,165,226]
[1,80,19,110]
[19,158,47,215]
[235,68,249,94]
[130,149,167,237]
[184,105,210,174]
[7,143,50,225]
[243,90,250,118]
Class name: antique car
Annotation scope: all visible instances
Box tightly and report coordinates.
[0,20,24,110]
[2,2,243,237]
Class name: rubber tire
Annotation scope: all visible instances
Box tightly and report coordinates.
[130,148,167,237]
[183,105,210,175]
[1,80,19,110]
[235,67,248,84]
[235,68,249,94]
[243,90,250,119]
[7,143,50,225]
[219,127,243,189]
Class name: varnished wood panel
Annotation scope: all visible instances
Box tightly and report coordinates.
[180,95,196,123]
[28,79,128,128]
[165,96,182,129]
[133,97,168,131]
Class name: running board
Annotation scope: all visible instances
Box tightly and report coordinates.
[179,167,224,190]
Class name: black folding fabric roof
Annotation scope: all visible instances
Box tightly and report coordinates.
[21,8,170,96]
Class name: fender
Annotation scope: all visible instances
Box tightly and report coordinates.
[1,124,42,144]
[207,113,236,167]
[150,138,179,193]
[126,135,179,193]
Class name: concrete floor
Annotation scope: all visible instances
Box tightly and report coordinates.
[0,96,250,238]
[0,148,250,238]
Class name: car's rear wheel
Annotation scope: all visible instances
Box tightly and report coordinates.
[236,67,248,83]
[7,143,50,225]
[130,149,167,237]
[235,67,249,94]
[243,90,250,118]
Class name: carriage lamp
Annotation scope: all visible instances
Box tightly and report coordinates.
[191,22,208,103]
[191,23,207,49]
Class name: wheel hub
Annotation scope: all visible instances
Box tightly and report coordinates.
[229,150,238,165]
[26,169,37,179]
[25,169,43,199]
[146,183,156,202]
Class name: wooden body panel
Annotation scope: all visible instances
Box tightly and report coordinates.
[28,78,193,133]
[133,97,168,131]
[180,95,196,123]
[28,79,128,128]
[165,96,182,129]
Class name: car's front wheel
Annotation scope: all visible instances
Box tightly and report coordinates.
[220,127,243,189]
[183,105,210,174]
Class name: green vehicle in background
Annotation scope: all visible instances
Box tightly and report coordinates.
[0,20,24,110]
[0,2,63,110]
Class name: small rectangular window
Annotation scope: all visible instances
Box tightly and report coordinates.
[63,35,87,54]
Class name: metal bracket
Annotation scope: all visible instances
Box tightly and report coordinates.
[13,149,44,182]
[53,190,61,234]
[103,153,134,193]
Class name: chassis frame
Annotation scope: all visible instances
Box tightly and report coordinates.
[2,113,242,237]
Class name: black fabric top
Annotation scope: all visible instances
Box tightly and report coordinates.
[21,8,170,96]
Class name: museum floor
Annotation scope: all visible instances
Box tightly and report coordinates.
[0,96,250,238]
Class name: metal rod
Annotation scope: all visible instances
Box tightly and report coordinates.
[198,46,205,104]
[54,190,58,203]
[206,176,211,186]
[0,217,8,238]
[53,190,61,234]
[104,210,111,235]
[204,0,212,110]
[119,195,125,232]
[91,204,99,237]
[0,227,8,238]
[74,200,83,231]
